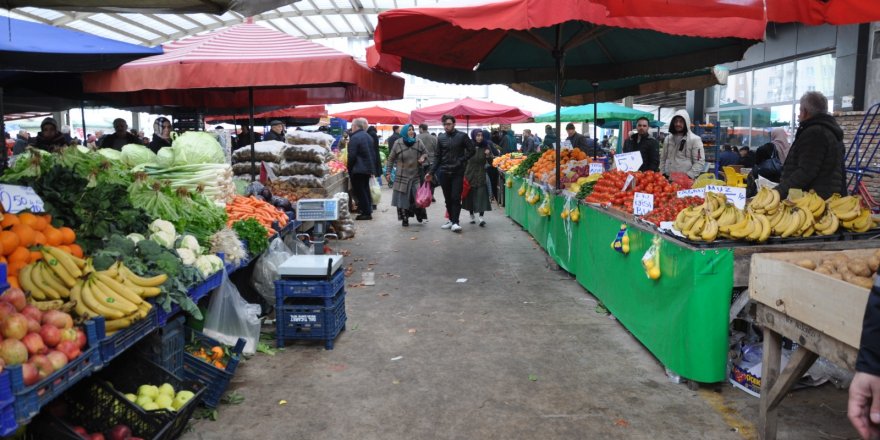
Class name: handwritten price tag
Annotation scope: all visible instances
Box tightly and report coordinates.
[621,174,635,192]
[705,185,746,209]
[589,163,604,175]
[0,184,44,214]
[633,192,654,216]
[614,151,643,172]
[677,188,706,199]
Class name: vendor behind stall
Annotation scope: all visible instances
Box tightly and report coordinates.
[99,118,144,150]
[263,120,286,142]
[148,117,173,153]
[29,117,69,151]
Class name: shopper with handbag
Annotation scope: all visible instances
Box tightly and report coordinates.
[386,124,428,226]
[463,129,494,227]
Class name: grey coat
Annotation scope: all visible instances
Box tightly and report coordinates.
[386,138,427,196]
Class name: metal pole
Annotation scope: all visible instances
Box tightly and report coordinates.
[0,87,6,172]
[553,24,563,192]
[248,87,256,182]
[592,82,599,160]
[80,102,87,142]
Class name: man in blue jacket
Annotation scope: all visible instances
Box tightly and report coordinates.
[347,118,377,220]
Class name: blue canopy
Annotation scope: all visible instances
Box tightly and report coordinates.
[0,17,162,72]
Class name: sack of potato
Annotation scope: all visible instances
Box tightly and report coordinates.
[794,250,880,289]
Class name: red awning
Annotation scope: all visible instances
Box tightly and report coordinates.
[410,98,532,125]
[83,23,404,109]
[204,106,328,124]
[332,105,410,125]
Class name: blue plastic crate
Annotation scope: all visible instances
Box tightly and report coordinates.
[0,371,16,437]
[182,328,246,408]
[275,268,345,299]
[8,326,102,424]
[135,316,185,376]
[188,268,223,304]
[90,308,159,365]
[276,289,346,350]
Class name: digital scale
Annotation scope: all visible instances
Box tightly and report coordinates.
[278,198,343,278]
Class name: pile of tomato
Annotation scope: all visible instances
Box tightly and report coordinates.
[642,196,705,226]
[584,170,683,215]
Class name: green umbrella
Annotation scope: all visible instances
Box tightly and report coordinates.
[599,119,665,129]
[533,102,654,123]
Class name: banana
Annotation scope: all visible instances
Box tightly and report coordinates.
[717,206,737,227]
[94,273,142,305]
[119,265,168,288]
[81,279,125,319]
[710,200,726,219]
[120,278,146,296]
[797,208,814,234]
[750,187,769,210]
[768,207,786,230]
[139,286,161,298]
[772,209,791,236]
[729,214,755,239]
[828,194,856,210]
[89,278,138,314]
[756,214,772,242]
[808,193,825,219]
[681,211,701,233]
[848,208,874,232]
[40,249,77,288]
[831,196,861,221]
[815,210,839,235]
[103,315,136,332]
[19,264,46,300]
[765,189,781,213]
[44,247,83,279]
[135,301,152,319]
[701,216,719,242]
[104,262,120,278]
[70,281,98,319]
[781,209,801,238]
[802,225,815,237]
[26,298,64,311]
[747,215,763,241]
[33,263,64,300]
[673,209,688,231]
[686,216,706,239]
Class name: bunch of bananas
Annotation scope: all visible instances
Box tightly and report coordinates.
[748,187,781,215]
[673,192,744,242]
[20,247,85,301]
[827,194,875,233]
[73,262,167,334]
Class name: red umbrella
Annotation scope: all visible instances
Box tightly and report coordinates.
[332,105,410,125]
[204,106,328,124]
[82,22,404,109]
[410,98,532,127]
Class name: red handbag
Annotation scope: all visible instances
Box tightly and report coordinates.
[461,177,471,200]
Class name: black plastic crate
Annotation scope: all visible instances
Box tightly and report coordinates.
[134,317,185,376]
[182,328,246,408]
[276,289,346,350]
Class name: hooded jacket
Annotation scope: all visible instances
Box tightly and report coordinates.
[660,110,705,178]
[430,128,475,176]
[776,113,846,199]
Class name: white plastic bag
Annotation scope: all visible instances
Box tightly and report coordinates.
[370,177,382,204]
[203,269,262,354]
[252,237,292,304]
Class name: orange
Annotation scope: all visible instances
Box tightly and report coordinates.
[0,214,19,229]
[33,232,46,246]
[58,227,76,245]
[0,232,19,256]
[68,244,84,259]
[29,251,42,263]
[11,224,35,248]
[9,247,29,266]
[17,213,38,229]
[57,245,72,255]
[0,256,6,265]
[43,228,63,247]
[7,277,18,289]
[31,216,48,232]
[7,262,24,278]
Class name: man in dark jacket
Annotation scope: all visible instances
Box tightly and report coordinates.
[622,117,660,172]
[347,118,377,220]
[738,147,756,168]
[386,125,401,150]
[12,130,29,155]
[263,120,286,142]
[236,126,260,149]
[30,117,70,151]
[541,125,557,150]
[426,114,475,233]
[565,123,590,154]
[717,144,741,167]
[522,129,538,154]
[776,91,846,199]
[98,118,142,150]
[849,271,880,440]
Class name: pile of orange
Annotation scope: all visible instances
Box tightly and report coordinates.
[0,212,81,289]
[529,148,588,182]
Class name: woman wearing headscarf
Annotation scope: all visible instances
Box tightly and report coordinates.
[385,124,428,226]
[746,142,784,197]
[770,127,792,164]
[463,129,495,227]
[148,117,173,153]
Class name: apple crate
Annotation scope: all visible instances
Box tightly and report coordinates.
[182,328,246,408]
[89,308,159,366]
[7,322,102,425]
[134,317,185,377]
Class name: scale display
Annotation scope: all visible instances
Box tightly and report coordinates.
[296,199,338,221]
[278,255,344,277]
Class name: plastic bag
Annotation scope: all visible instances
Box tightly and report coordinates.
[537,190,551,216]
[641,236,662,280]
[370,177,382,204]
[203,269,262,355]
[416,181,432,208]
[252,237,293,305]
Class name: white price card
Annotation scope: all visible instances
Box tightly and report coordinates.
[621,174,635,191]
[589,163,604,175]
[614,151,643,172]
[633,192,654,216]
[0,184,44,214]
[677,188,706,199]
[705,185,747,209]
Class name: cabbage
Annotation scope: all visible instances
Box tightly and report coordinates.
[177,235,202,256]
[121,144,158,168]
[148,219,176,236]
[171,132,225,165]
[176,248,197,266]
[157,147,175,168]
[126,233,146,244]
[150,231,176,249]
[97,148,123,161]
[76,145,91,154]
[194,254,224,277]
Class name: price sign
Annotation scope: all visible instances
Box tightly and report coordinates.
[677,188,706,199]
[621,174,635,191]
[589,163,605,175]
[705,185,747,209]
[614,151,643,172]
[633,192,654,216]
[0,184,44,214]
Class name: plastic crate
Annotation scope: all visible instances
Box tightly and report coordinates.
[134,317,185,376]
[276,289,346,350]
[90,308,159,366]
[8,324,102,424]
[189,268,223,304]
[182,328,246,408]
[275,268,345,299]
[0,372,16,437]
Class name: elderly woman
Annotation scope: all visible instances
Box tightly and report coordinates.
[385,124,428,227]
[463,129,495,227]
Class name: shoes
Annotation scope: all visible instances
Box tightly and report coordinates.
[355,214,373,220]
[402,219,409,227]
[479,216,486,227]
[432,197,436,202]
[441,221,453,229]
[451,223,462,232]
[469,213,476,224]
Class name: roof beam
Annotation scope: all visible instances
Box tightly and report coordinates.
[49,11,90,26]
[80,16,152,45]
[283,17,309,37]
[144,13,189,33]
[107,13,165,40]
[7,8,53,23]
[321,14,341,37]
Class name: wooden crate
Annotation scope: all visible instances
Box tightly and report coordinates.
[750,248,878,349]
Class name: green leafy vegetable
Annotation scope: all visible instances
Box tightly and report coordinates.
[232,219,269,257]
[511,152,542,178]
[171,132,226,165]
[121,144,158,168]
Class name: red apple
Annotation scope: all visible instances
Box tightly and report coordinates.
[107,424,132,440]
[30,354,53,380]
[1,314,28,340]
[59,328,78,343]
[0,288,27,312]
[72,426,88,439]
[41,310,73,330]
[90,433,105,440]
[20,304,42,322]
[0,339,27,365]
[75,328,87,350]
[0,302,16,321]
[22,332,47,356]
[56,340,80,361]
[21,362,38,386]
[25,317,40,334]
[46,350,67,371]
[39,324,61,348]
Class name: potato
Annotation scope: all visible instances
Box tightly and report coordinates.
[847,274,875,290]
[874,249,880,260]
[828,272,844,281]
[815,266,834,276]
[795,259,816,270]
[848,261,872,278]
[836,260,853,273]
[832,253,851,264]
[869,255,880,273]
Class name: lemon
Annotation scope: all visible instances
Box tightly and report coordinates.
[644,259,655,269]
[622,235,630,245]
[622,244,630,254]
[648,267,661,280]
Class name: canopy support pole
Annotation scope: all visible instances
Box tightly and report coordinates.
[553,24,563,192]
[80,102,87,143]
[249,87,256,182]
[0,87,6,172]
[592,82,599,160]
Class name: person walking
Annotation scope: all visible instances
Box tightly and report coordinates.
[717,144,741,167]
[385,124,428,227]
[660,110,706,178]
[463,129,494,227]
[622,117,660,172]
[565,123,590,154]
[522,129,539,154]
[386,125,401,150]
[366,126,382,193]
[541,125,557,150]
[347,118,377,220]
[426,114,475,233]
[417,123,439,201]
